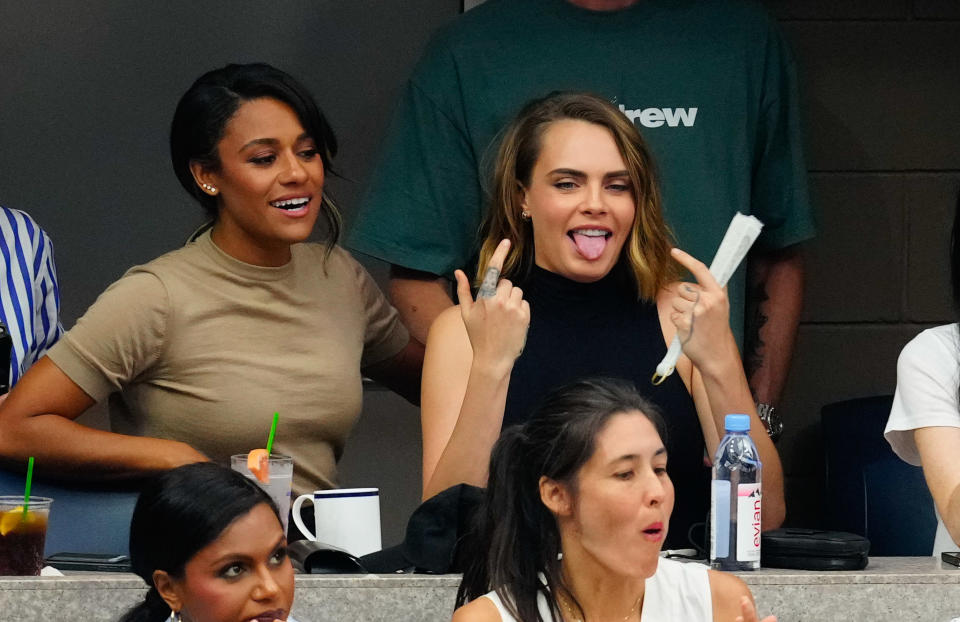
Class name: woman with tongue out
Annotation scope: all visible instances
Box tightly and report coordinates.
[421,92,784,550]
[0,64,421,501]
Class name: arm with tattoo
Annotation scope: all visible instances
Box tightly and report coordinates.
[744,246,804,429]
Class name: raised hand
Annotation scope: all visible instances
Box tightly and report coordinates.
[454,239,530,372]
[668,247,736,368]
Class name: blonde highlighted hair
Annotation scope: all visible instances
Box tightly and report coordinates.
[477,91,677,299]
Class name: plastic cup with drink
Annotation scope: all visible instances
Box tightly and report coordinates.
[231,413,293,533]
[0,496,52,575]
[0,457,53,576]
[231,453,293,533]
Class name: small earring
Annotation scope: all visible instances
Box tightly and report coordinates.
[167,610,182,622]
[200,182,218,195]
[521,210,531,221]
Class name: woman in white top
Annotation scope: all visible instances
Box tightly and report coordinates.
[453,378,774,622]
[884,192,960,556]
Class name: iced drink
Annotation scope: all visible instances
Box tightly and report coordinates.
[0,496,52,575]
[231,454,293,533]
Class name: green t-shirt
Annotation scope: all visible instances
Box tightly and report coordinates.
[349,0,814,343]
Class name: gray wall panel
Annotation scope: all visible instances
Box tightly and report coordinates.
[763,0,909,20]
[786,21,960,171]
[913,0,960,19]
[0,0,459,327]
[802,175,904,323]
[905,174,960,322]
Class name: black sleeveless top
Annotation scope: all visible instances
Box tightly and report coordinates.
[504,265,709,550]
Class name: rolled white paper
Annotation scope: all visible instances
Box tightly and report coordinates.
[652,213,763,384]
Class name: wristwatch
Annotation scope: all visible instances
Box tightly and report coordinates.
[756,403,783,442]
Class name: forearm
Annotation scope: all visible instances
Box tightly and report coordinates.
[422,361,511,501]
[0,413,207,480]
[915,427,960,545]
[389,267,454,345]
[946,485,960,546]
[0,363,207,480]
[698,349,786,529]
[744,247,804,406]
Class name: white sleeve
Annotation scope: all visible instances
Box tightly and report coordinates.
[884,327,960,466]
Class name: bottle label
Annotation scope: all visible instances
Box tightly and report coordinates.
[736,483,762,561]
[710,480,731,559]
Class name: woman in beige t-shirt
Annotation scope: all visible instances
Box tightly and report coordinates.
[0,63,422,493]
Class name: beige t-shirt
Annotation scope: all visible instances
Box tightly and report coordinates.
[47,232,408,494]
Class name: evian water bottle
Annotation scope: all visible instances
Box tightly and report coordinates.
[710,414,762,570]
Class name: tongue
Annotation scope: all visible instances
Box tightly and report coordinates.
[572,233,607,260]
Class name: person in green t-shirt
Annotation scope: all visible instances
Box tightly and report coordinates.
[349,0,814,438]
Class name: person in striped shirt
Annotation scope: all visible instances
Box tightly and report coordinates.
[0,205,63,392]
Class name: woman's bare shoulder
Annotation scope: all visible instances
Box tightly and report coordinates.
[707,569,753,619]
[452,596,502,622]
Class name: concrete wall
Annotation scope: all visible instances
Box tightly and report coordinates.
[767,0,960,525]
[2,0,958,544]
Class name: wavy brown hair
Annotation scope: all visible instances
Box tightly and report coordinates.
[476,91,677,299]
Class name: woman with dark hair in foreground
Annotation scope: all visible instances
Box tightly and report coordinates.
[454,377,774,622]
[0,63,421,495]
[122,462,297,622]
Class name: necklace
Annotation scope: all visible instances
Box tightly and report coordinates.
[556,588,642,622]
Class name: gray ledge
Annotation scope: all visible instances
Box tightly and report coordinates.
[1,558,958,621]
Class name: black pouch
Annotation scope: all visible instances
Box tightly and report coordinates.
[287,540,368,574]
[761,528,869,570]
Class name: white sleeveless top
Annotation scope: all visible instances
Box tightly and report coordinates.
[480,558,712,622]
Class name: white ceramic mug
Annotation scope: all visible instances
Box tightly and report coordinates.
[292,488,381,557]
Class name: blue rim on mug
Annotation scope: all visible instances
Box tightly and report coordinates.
[313,488,378,499]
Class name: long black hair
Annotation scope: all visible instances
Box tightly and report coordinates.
[169,62,341,254]
[455,377,667,622]
[119,463,279,622]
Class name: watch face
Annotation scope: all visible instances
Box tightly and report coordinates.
[767,413,783,442]
[757,404,783,442]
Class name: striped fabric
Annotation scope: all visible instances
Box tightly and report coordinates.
[0,206,63,387]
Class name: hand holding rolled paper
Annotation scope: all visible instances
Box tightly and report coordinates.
[455,239,530,367]
[652,213,763,385]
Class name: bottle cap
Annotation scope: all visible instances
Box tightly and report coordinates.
[724,414,750,432]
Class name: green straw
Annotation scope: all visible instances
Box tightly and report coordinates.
[22,456,34,520]
[266,412,279,455]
